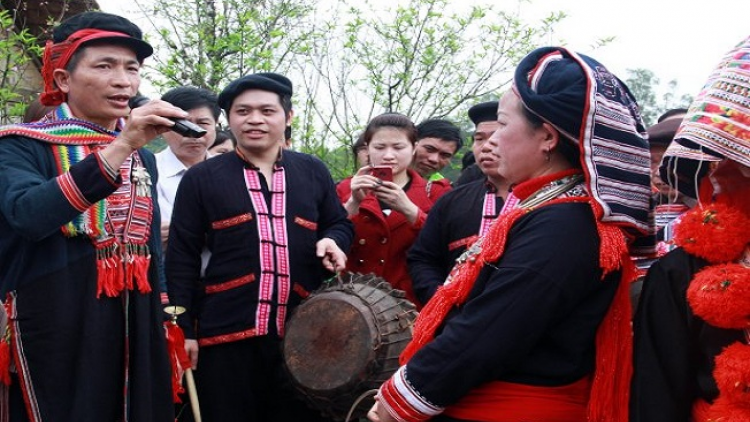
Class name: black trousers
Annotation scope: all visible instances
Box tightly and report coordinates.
[195,335,333,422]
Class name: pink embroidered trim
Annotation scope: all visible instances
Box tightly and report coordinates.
[211,213,253,230]
[198,328,258,347]
[243,164,291,337]
[205,274,256,294]
[479,190,497,237]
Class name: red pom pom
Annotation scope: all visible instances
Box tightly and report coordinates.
[713,343,750,403]
[687,264,750,329]
[674,203,750,264]
[707,395,750,422]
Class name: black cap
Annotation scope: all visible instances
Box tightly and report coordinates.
[468,101,498,126]
[53,12,153,61]
[647,117,683,146]
[218,73,293,111]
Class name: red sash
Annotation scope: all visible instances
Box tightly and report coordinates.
[443,378,590,422]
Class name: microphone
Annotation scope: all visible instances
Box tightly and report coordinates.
[128,95,208,138]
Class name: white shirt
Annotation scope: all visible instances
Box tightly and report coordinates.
[155,147,212,275]
[155,147,199,223]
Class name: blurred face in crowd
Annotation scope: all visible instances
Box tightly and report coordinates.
[650,144,672,197]
[163,106,217,167]
[473,120,501,179]
[54,44,141,130]
[209,138,234,155]
[413,137,458,178]
[367,127,414,179]
[228,89,291,156]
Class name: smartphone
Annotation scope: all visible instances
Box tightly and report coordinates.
[370,166,393,182]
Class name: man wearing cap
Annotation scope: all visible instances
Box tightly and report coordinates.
[0,11,180,422]
[165,72,353,421]
[408,101,509,304]
[412,118,462,185]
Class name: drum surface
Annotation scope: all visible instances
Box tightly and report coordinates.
[283,272,417,421]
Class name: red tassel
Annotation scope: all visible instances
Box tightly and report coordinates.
[0,338,11,386]
[588,252,635,422]
[124,252,134,292]
[132,253,152,294]
[164,321,191,403]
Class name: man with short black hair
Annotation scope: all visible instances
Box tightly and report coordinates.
[165,72,353,421]
[157,86,220,247]
[0,11,180,421]
[413,118,462,182]
[408,101,509,303]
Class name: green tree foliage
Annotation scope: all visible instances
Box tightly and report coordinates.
[134,0,318,91]
[0,9,44,123]
[127,0,573,180]
[625,68,693,127]
[295,0,566,178]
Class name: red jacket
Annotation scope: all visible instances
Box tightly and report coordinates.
[337,169,450,308]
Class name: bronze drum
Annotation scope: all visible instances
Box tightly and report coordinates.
[282,272,418,421]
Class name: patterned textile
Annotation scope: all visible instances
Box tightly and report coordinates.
[0,103,153,297]
[661,36,750,199]
[513,47,652,240]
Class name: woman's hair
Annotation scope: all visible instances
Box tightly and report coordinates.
[363,113,417,146]
[211,129,236,149]
[520,101,581,168]
[352,132,366,155]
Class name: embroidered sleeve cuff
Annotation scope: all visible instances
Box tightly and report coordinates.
[95,151,120,185]
[377,366,443,422]
[56,172,92,212]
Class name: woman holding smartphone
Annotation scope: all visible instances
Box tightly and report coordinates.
[337,113,451,308]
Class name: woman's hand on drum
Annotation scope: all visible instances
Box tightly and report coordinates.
[316,237,347,272]
[367,400,398,422]
[185,339,199,370]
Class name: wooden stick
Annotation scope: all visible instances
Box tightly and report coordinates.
[184,368,202,422]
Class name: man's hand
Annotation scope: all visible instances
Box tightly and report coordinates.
[316,238,347,272]
[101,99,189,170]
[184,339,199,370]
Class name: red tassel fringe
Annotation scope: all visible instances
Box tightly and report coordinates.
[400,207,527,364]
[588,245,634,422]
[96,243,151,298]
[164,322,191,403]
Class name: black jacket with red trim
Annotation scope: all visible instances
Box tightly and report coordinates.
[165,150,353,343]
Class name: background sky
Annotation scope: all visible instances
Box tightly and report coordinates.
[98,0,750,100]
